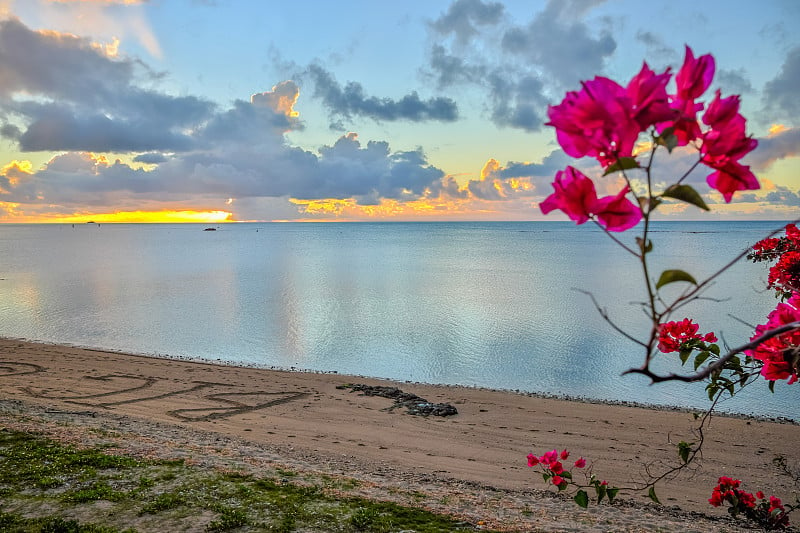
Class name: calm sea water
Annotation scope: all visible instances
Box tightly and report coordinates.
[0,221,796,419]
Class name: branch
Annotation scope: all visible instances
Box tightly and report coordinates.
[575,288,648,348]
[623,321,800,383]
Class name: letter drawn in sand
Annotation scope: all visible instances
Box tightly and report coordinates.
[0,361,44,377]
[168,391,309,421]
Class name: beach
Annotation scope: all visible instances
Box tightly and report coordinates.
[1,338,797,532]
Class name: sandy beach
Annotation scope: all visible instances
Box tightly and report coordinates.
[1,338,797,532]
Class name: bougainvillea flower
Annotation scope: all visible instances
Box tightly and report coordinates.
[574,457,587,468]
[705,161,759,203]
[675,45,715,100]
[559,449,570,460]
[539,166,598,224]
[768,251,800,294]
[626,62,675,130]
[527,453,539,467]
[592,186,642,232]
[786,224,800,242]
[702,91,741,128]
[540,167,642,232]
[657,319,717,353]
[540,449,559,465]
[747,294,800,384]
[546,77,640,167]
[551,475,564,487]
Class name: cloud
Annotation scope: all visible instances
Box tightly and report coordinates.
[303,64,458,125]
[499,0,616,89]
[425,0,613,132]
[0,17,214,152]
[745,127,800,171]
[763,46,800,123]
[430,0,505,46]
[764,186,800,207]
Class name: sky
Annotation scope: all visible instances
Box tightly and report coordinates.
[0,0,798,223]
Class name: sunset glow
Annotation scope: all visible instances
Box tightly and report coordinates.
[0,1,796,222]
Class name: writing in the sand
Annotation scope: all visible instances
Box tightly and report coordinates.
[1,364,308,422]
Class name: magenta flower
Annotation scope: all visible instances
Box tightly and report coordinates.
[551,475,564,487]
[574,457,587,468]
[592,186,642,232]
[626,62,675,130]
[559,449,570,460]
[546,77,640,167]
[539,166,598,225]
[540,449,558,465]
[527,453,539,467]
[658,46,715,146]
[540,167,642,232]
[675,45,715,100]
[705,162,759,203]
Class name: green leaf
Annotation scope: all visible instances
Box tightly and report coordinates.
[655,269,698,290]
[693,351,711,371]
[709,343,720,356]
[662,184,710,211]
[603,157,640,175]
[655,127,678,153]
[607,488,619,503]
[574,490,589,508]
[648,486,661,504]
[596,483,607,503]
[679,349,692,365]
[561,471,573,480]
[636,237,653,255]
[677,441,692,464]
[769,380,776,393]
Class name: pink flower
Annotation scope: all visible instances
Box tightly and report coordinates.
[702,91,741,129]
[592,185,642,232]
[574,457,586,468]
[540,449,558,465]
[658,46,715,146]
[540,167,641,232]
[756,491,765,500]
[705,162,759,203]
[675,45,715,101]
[551,475,564,487]
[539,167,597,225]
[559,449,570,460]
[626,63,675,130]
[527,453,539,467]
[549,461,564,475]
[546,77,640,167]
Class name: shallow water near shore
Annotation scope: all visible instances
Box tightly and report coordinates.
[0,220,796,419]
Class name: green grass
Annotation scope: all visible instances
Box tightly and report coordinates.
[0,428,498,532]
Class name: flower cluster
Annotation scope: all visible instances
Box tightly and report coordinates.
[709,477,790,530]
[527,449,618,507]
[541,46,759,232]
[750,224,800,299]
[746,293,800,384]
[746,224,800,384]
[527,448,586,489]
[657,319,717,354]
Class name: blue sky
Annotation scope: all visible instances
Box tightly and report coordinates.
[0,0,798,222]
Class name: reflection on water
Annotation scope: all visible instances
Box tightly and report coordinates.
[0,221,795,419]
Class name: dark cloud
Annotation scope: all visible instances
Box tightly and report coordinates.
[430,0,505,46]
[765,186,800,207]
[500,0,616,88]
[425,0,612,132]
[133,153,169,164]
[497,151,571,179]
[763,46,800,123]
[304,64,458,125]
[715,69,754,95]
[0,17,215,153]
[745,128,800,171]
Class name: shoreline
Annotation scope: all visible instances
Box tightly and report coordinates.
[1,338,798,531]
[6,336,796,426]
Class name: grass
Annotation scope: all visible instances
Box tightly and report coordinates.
[0,428,497,532]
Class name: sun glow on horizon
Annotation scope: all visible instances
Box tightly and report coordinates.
[0,209,233,224]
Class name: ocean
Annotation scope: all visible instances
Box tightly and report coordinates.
[0,220,796,420]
